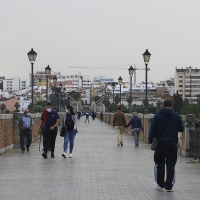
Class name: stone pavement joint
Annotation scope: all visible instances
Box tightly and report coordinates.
[0,117,200,200]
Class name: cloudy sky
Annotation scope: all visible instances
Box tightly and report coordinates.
[1,0,200,84]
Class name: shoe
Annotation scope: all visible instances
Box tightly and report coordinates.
[120,142,123,146]
[117,144,120,147]
[27,148,29,152]
[42,152,47,159]
[62,152,66,158]
[84,122,86,123]
[69,153,73,158]
[51,153,55,158]
[165,189,173,192]
[135,144,139,147]
[155,185,164,190]
[21,150,25,153]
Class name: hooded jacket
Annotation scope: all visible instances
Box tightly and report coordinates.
[148,108,184,143]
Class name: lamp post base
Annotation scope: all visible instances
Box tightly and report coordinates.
[30,108,35,113]
[144,109,148,114]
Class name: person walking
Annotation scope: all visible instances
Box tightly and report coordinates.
[100,111,103,122]
[17,109,34,153]
[84,112,89,123]
[126,112,143,147]
[113,106,126,146]
[60,105,77,158]
[148,100,184,192]
[39,103,60,159]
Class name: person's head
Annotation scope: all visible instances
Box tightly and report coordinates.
[66,105,75,115]
[132,112,138,118]
[46,102,52,112]
[163,100,173,108]
[23,109,29,116]
[118,106,121,111]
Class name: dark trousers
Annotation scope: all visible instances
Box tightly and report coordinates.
[43,132,57,153]
[154,142,178,190]
[20,129,32,150]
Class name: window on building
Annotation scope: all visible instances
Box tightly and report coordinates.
[179,85,182,87]
[179,76,183,78]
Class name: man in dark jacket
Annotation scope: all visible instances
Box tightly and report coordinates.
[148,100,184,192]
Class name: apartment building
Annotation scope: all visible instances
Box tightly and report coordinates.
[3,77,27,91]
[175,67,200,102]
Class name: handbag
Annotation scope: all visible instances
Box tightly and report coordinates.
[151,115,171,151]
[60,126,66,137]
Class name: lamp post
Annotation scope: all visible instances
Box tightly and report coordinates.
[128,65,135,113]
[111,83,116,103]
[118,76,123,105]
[59,83,63,112]
[27,48,37,113]
[143,49,151,114]
[45,65,51,102]
[67,92,71,105]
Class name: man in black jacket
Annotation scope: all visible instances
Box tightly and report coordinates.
[148,100,184,192]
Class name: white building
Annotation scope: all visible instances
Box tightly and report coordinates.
[175,67,200,102]
[3,77,27,91]
[81,88,91,105]
[19,97,31,112]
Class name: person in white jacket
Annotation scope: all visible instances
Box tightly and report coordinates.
[60,105,77,158]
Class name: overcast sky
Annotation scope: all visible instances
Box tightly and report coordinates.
[1,0,200,84]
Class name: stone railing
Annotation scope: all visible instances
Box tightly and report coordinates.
[96,112,195,158]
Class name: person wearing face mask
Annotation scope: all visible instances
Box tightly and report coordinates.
[39,102,60,159]
[60,105,77,158]
[17,109,34,153]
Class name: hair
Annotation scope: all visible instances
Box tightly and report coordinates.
[46,102,52,107]
[163,100,173,107]
[66,105,75,115]
[118,106,121,110]
[132,112,138,117]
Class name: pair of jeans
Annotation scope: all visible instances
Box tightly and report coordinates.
[154,142,178,190]
[20,129,32,150]
[132,131,140,145]
[43,132,57,153]
[63,130,76,153]
[115,126,124,144]
[85,116,89,123]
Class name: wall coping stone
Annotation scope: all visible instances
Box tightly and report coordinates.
[0,114,13,119]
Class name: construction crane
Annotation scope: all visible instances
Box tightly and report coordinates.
[133,64,150,84]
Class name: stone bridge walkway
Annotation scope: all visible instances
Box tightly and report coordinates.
[0,117,200,200]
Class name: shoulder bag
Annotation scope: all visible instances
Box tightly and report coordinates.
[151,115,171,151]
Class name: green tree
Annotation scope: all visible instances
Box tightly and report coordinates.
[94,95,100,102]
[5,110,10,114]
[0,103,6,113]
[114,94,120,105]
[173,90,183,113]
[14,102,20,112]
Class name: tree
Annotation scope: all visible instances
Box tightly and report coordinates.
[14,102,20,112]
[94,95,100,102]
[126,96,132,105]
[0,103,6,113]
[114,94,120,105]
[5,110,10,114]
[173,90,183,113]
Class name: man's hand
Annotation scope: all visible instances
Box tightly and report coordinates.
[50,126,55,130]
[21,127,25,131]
[73,128,76,131]
[29,127,33,131]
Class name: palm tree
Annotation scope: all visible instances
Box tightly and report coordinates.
[0,103,6,113]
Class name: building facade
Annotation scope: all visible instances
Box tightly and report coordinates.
[175,67,200,103]
[3,77,27,91]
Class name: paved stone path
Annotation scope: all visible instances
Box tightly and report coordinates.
[0,117,200,200]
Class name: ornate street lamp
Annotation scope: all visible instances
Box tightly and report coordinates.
[118,76,123,106]
[143,49,151,114]
[111,83,116,103]
[27,48,37,113]
[128,65,135,113]
[45,65,52,102]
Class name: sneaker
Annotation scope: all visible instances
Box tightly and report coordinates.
[62,152,66,158]
[51,153,55,158]
[69,153,73,158]
[21,150,25,153]
[155,185,164,190]
[120,142,123,146]
[117,144,120,147]
[165,189,173,192]
[135,144,139,147]
[42,152,47,159]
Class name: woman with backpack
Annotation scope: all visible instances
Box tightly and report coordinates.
[126,112,143,147]
[60,105,77,158]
